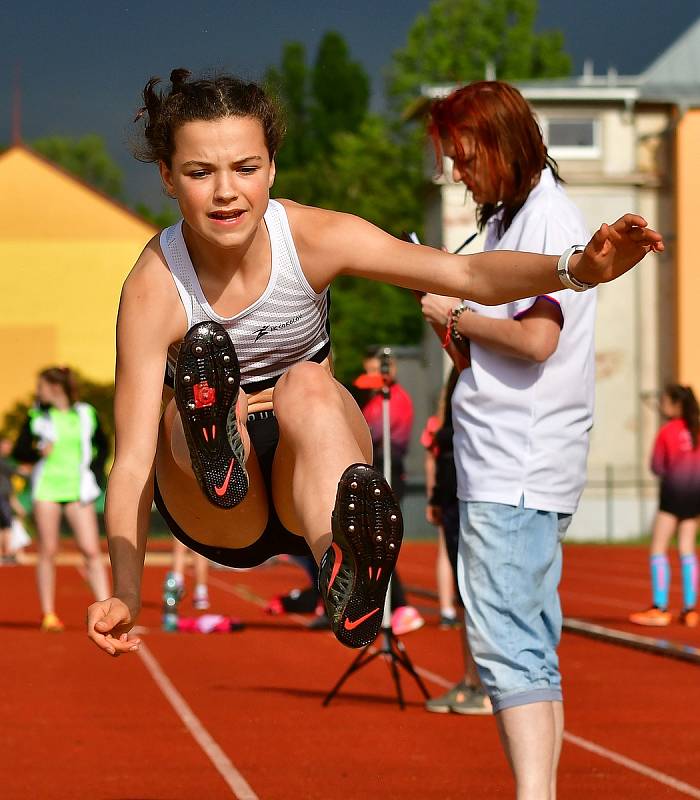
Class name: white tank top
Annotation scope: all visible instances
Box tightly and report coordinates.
[160,199,331,391]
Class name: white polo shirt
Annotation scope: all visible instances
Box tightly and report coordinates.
[452,167,597,514]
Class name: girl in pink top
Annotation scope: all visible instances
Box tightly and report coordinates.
[630,385,700,627]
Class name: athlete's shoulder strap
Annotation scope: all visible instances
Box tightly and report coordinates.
[159,222,209,327]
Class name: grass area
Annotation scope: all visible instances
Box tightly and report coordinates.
[564,535,653,547]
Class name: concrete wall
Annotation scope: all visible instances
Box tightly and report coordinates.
[676,109,700,390]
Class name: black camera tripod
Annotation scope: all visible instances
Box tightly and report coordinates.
[323,348,430,710]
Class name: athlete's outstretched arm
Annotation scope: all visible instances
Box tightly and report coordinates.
[290,205,663,303]
[86,243,183,657]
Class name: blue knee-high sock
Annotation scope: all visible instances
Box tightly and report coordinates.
[680,554,698,610]
[650,554,670,610]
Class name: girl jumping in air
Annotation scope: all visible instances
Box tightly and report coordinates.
[86,69,662,657]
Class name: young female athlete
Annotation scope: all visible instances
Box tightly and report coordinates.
[630,384,700,627]
[13,367,110,631]
[86,69,663,657]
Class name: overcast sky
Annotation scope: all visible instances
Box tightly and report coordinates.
[2,0,698,205]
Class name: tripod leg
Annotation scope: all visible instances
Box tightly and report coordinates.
[323,644,381,706]
[385,648,405,710]
[392,641,431,700]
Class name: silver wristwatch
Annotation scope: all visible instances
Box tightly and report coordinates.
[557,245,595,292]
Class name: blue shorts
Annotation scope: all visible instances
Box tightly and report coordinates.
[457,498,572,714]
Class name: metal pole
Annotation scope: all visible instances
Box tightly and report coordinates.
[605,463,614,543]
[380,348,393,629]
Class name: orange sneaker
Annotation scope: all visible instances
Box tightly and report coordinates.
[628,607,672,627]
[40,612,65,632]
[680,609,699,627]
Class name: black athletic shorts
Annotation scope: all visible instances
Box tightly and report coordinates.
[154,410,312,568]
[659,480,700,521]
[0,496,13,529]
[439,501,464,608]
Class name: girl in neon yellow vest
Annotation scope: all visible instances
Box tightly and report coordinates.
[15,367,110,632]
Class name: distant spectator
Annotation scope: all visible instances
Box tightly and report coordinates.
[420,373,459,630]
[13,367,110,631]
[162,538,211,621]
[630,385,700,628]
[421,368,490,715]
[358,350,424,636]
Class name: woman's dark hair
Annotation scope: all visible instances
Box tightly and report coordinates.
[428,81,562,236]
[134,68,285,166]
[666,384,700,448]
[39,367,78,405]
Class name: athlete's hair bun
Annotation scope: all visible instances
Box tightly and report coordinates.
[133,68,284,165]
[170,68,191,90]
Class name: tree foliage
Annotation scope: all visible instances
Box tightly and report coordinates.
[387,0,571,110]
[134,202,179,229]
[32,134,125,199]
[310,32,370,154]
[266,34,427,382]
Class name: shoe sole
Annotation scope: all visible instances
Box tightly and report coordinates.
[393,618,425,637]
[451,703,493,716]
[425,703,452,714]
[174,322,248,509]
[322,464,403,648]
[628,616,671,626]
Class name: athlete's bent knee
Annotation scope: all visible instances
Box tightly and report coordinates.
[275,362,339,415]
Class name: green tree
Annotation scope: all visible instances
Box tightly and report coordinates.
[330,277,424,385]
[323,116,424,238]
[134,202,179,229]
[387,0,571,110]
[32,134,124,199]
[265,41,311,169]
[311,31,370,153]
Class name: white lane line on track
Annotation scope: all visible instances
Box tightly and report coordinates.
[207,571,700,797]
[563,732,700,798]
[137,642,259,800]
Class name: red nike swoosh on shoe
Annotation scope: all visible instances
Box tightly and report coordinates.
[343,607,380,631]
[328,543,343,590]
[214,458,235,497]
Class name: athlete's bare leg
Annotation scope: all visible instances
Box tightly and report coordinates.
[270,361,372,563]
[496,701,557,800]
[34,500,62,615]
[156,391,270,550]
[65,501,110,601]
[650,510,678,555]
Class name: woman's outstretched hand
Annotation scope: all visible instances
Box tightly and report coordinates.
[573,214,664,286]
[87,597,141,657]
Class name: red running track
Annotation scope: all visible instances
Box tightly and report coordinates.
[0,542,698,799]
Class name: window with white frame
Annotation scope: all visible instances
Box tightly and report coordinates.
[541,117,600,160]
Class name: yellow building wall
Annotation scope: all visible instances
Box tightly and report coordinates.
[676,110,700,389]
[0,147,156,419]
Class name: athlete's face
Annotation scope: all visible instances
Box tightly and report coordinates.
[442,134,499,205]
[36,378,64,407]
[160,115,276,248]
[660,393,682,420]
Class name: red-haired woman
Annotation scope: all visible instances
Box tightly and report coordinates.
[14,368,110,631]
[421,81,598,797]
[84,70,660,668]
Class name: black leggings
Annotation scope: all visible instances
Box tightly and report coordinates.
[155,411,312,569]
